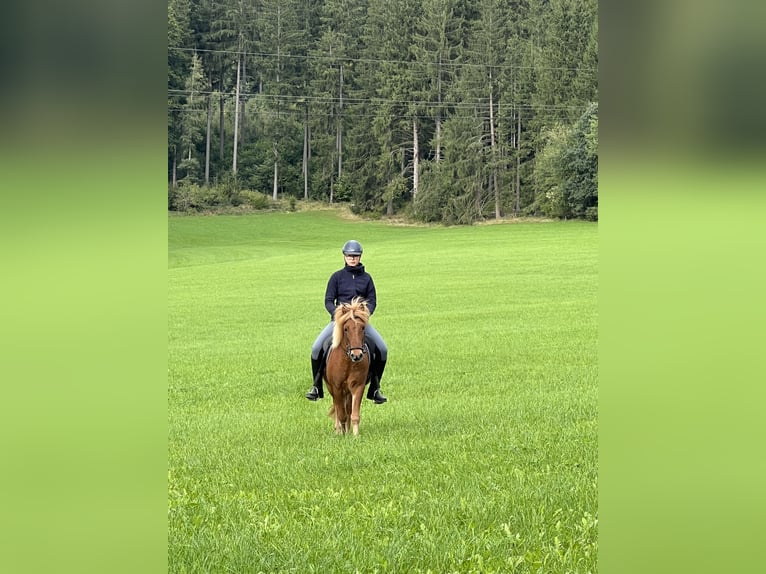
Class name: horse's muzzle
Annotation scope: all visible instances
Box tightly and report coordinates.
[346,347,366,362]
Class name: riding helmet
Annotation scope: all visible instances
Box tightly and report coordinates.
[342,240,363,256]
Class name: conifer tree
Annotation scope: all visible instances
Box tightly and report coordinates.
[411,0,466,194]
[178,52,207,183]
[308,0,367,202]
[168,0,193,185]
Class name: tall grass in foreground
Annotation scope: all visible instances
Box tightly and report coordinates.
[168,212,597,573]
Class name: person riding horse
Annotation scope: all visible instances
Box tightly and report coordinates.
[306,240,388,404]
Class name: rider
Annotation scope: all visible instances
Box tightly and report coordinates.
[305,240,388,404]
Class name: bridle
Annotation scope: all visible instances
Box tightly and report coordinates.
[345,342,369,362]
[343,317,368,362]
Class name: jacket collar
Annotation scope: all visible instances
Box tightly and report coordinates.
[344,263,365,273]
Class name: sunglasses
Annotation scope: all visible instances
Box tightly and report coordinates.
[344,253,360,257]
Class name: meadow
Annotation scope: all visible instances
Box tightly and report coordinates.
[168,210,598,573]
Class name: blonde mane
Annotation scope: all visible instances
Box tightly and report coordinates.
[331,297,370,348]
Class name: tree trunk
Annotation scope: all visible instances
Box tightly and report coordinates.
[435,116,441,163]
[205,92,212,185]
[273,145,279,200]
[515,109,521,215]
[412,118,419,197]
[436,56,442,163]
[337,64,343,180]
[219,90,224,167]
[172,149,177,187]
[303,106,309,200]
[488,87,500,219]
[329,165,334,204]
[232,52,241,176]
[241,55,247,142]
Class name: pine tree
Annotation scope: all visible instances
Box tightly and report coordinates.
[411,0,466,197]
[460,0,508,219]
[308,0,367,202]
[360,0,419,212]
[502,0,538,215]
[207,0,259,179]
[168,0,193,185]
[178,52,207,183]
[533,0,597,126]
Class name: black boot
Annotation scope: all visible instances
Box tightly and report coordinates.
[305,355,324,401]
[366,359,387,404]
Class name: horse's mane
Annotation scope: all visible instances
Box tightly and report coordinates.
[331,297,370,348]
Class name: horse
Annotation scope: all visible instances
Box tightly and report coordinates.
[324,297,371,435]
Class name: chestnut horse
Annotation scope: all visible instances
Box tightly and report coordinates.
[324,297,371,435]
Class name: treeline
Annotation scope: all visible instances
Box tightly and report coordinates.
[168,0,597,222]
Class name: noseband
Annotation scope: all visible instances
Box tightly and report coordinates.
[345,342,368,362]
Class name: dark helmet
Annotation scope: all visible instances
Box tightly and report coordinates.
[342,240,363,256]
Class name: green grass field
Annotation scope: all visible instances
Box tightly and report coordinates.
[168,210,598,573]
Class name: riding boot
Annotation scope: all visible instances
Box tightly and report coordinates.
[305,355,324,400]
[366,359,387,404]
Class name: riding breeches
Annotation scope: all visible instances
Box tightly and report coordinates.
[311,321,388,361]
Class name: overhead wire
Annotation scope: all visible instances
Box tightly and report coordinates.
[168,45,597,74]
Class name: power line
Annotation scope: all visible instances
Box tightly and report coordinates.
[168,107,587,122]
[168,45,597,74]
[167,89,591,112]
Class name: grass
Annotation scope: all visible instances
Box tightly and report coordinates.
[168,210,597,573]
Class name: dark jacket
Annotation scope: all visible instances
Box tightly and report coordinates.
[324,263,377,318]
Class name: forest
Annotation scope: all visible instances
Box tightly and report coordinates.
[168,0,597,223]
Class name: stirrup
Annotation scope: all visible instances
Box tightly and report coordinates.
[305,386,320,401]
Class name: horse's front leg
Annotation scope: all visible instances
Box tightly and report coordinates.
[350,384,364,436]
[332,396,347,435]
[343,393,353,434]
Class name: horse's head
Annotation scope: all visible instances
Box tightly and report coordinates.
[332,297,370,362]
